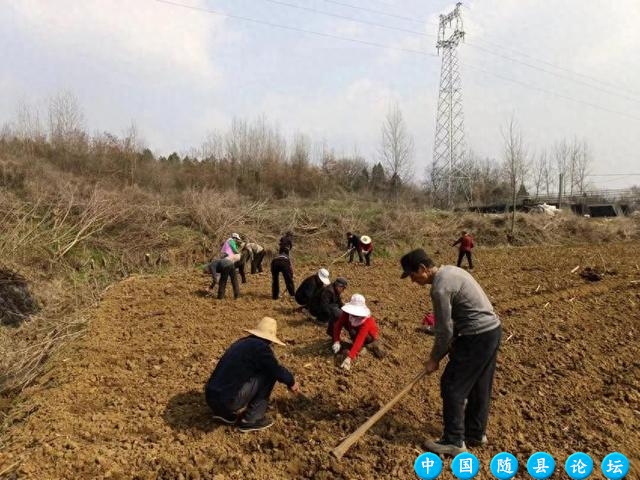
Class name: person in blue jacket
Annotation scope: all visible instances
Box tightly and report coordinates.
[204,317,300,432]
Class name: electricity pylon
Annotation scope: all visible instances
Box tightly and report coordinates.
[431,2,470,208]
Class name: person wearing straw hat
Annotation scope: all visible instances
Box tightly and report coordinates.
[295,268,330,308]
[204,317,299,432]
[331,293,385,370]
[360,235,373,266]
[400,248,501,455]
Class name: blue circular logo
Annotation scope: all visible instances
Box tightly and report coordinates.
[565,452,593,479]
[601,452,629,479]
[451,452,480,479]
[526,452,555,479]
[414,452,443,479]
[490,452,518,479]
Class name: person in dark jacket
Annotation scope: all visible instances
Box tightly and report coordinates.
[309,277,348,335]
[203,256,240,299]
[295,268,330,307]
[279,231,294,252]
[204,317,299,432]
[452,231,474,270]
[346,232,364,263]
[270,247,295,299]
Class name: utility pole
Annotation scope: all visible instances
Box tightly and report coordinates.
[431,2,469,208]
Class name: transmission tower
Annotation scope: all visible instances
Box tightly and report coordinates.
[431,2,470,208]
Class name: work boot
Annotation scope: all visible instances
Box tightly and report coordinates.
[367,341,386,359]
[466,435,488,448]
[424,438,467,456]
[238,416,274,433]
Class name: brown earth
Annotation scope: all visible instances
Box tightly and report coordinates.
[1,242,639,479]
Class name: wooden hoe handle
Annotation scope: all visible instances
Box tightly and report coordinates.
[330,368,429,460]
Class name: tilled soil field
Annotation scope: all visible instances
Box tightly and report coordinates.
[1,242,639,479]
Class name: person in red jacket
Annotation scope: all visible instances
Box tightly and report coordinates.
[452,231,474,270]
[360,235,373,266]
[331,293,385,370]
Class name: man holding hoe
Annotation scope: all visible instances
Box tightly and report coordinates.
[400,248,501,455]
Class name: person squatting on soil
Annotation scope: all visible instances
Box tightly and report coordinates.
[346,232,364,263]
[400,248,501,455]
[271,247,295,299]
[360,235,373,266]
[331,293,385,371]
[221,233,242,264]
[279,231,294,253]
[295,268,330,307]
[309,277,348,334]
[204,317,299,432]
[204,257,240,300]
[452,231,474,270]
[244,242,266,274]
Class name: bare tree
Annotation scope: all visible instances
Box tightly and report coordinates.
[48,91,85,148]
[531,149,547,199]
[502,116,529,234]
[15,98,44,141]
[379,101,414,196]
[573,139,591,195]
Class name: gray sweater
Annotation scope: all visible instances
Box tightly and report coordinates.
[430,266,500,361]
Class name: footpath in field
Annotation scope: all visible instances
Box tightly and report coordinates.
[1,242,639,479]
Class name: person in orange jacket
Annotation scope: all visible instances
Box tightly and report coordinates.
[331,293,385,370]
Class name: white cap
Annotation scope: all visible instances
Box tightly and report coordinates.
[231,233,241,240]
[341,293,370,317]
[317,268,330,285]
[360,235,371,245]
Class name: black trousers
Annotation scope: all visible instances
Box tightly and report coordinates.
[324,306,344,336]
[205,374,276,423]
[349,247,363,263]
[440,326,501,444]
[251,250,265,274]
[218,265,240,299]
[364,251,371,266]
[271,261,295,299]
[457,251,473,269]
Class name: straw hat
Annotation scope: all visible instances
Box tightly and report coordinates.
[360,235,371,245]
[245,317,286,346]
[317,268,330,285]
[341,293,371,317]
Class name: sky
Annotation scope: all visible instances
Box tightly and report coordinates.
[1,0,640,189]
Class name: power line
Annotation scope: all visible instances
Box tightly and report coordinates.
[322,0,426,25]
[154,0,437,56]
[155,0,640,123]
[462,61,640,122]
[465,42,640,104]
[472,37,640,97]
[586,173,640,176]
[258,0,436,38]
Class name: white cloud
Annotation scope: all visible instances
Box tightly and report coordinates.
[9,0,225,84]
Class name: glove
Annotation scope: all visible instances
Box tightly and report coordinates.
[340,357,352,371]
[331,342,341,354]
